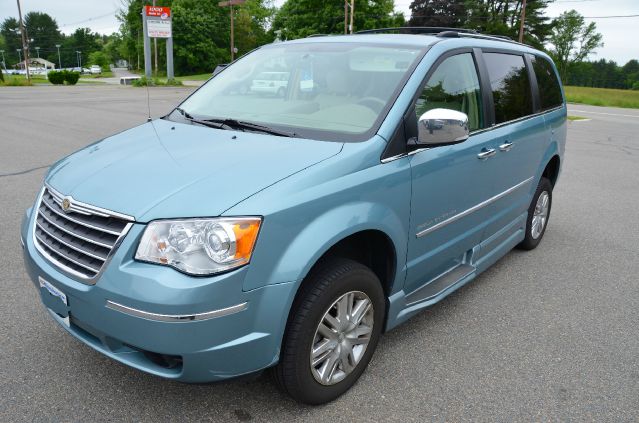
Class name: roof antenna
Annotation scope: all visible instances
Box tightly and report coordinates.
[146,77,152,122]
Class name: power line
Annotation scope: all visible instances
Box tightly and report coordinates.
[60,10,118,28]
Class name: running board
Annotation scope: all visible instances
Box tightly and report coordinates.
[405,263,476,306]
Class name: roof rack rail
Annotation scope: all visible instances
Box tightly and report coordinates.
[355,27,478,35]
[356,26,477,34]
[456,32,526,46]
[306,33,330,38]
[354,26,527,46]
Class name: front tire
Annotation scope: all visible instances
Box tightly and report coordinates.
[273,258,385,405]
[518,177,552,250]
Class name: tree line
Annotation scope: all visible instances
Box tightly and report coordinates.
[1,0,637,89]
[0,12,115,70]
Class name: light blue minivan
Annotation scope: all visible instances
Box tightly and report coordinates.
[21,28,566,404]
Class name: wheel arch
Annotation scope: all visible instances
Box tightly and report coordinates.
[542,154,561,187]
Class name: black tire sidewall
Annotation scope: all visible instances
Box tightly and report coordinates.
[519,177,553,250]
[281,260,385,404]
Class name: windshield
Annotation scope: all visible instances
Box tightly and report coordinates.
[173,42,424,141]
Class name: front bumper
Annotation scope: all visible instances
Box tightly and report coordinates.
[21,208,296,382]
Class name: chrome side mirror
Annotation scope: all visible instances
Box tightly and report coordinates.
[416,108,469,146]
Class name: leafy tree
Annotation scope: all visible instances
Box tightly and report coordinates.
[272,0,403,40]
[59,28,103,68]
[170,0,231,74]
[117,0,149,70]
[622,59,639,89]
[465,0,552,48]
[24,11,62,63]
[88,51,111,70]
[234,0,276,57]
[548,9,603,82]
[0,17,22,65]
[117,0,274,74]
[409,0,466,28]
[406,0,552,48]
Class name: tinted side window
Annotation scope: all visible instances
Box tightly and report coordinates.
[415,53,484,131]
[484,53,533,123]
[531,56,563,110]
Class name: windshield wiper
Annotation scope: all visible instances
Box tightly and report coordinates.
[203,118,297,138]
[174,108,229,130]
[174,110,296,138]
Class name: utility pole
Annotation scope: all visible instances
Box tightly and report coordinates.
[349,0,355,34]
[218,0,245,62]
[16,0,30,81]
[344,0,348,34]
[518,0,527,43]
[55,44,61,69]
[35,47,40,59]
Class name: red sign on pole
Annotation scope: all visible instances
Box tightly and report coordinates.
[145,6,171,18]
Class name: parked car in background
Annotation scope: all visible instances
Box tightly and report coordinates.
[22,28,566,405]
[90,65,102,75]
[250,71,289,96]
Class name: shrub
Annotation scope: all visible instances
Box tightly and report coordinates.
[132,76,183,87]
[48,70,65,85]
[632,81,639,91]
[64,71,80,85]
[164,78,183,86]
[133,76,157,87]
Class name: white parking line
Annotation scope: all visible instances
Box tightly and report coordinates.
[569,109,639,118]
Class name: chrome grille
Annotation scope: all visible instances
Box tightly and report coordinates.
[33,186,134,282]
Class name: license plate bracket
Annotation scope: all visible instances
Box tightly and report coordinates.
[39,276,70,326]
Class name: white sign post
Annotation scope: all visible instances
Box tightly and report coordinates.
[142,6,174,79]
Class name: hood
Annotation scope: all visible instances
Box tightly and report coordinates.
[46,119,343,221]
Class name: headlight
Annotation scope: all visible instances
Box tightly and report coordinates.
[135,217,262,275]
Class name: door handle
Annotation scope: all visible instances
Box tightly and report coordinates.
[477,149,496,160]
[499,142,514,152]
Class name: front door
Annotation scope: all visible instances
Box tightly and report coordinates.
[404,51,503,298]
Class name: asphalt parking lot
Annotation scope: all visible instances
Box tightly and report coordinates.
[1,86,638,421]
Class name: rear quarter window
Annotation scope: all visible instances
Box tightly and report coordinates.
[531,56,564,110]
[484,52,533,124]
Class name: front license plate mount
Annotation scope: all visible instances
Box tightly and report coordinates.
[38,276,70,327]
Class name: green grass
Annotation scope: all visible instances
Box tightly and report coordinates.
[0,74,42,86]
[1,73,104,85]
[174,73,212,82]
[567,115,588,121]
[564,86,639,109]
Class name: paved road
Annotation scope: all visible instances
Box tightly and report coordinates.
[96,67,139,85]
[1,87,638,421]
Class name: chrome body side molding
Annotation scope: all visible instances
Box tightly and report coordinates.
[416,176,534,238]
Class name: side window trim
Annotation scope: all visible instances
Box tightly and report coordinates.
[529,53,566,111]
[381,47,477,162]
[412,49,486,131]
[524,53,541,113]
[473,48,495,127]
[480,48,536,125]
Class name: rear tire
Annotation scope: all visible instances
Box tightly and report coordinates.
[273,258,384,405]
[518,177,552,250]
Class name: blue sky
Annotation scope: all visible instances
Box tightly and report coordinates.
[1,0,637,64]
